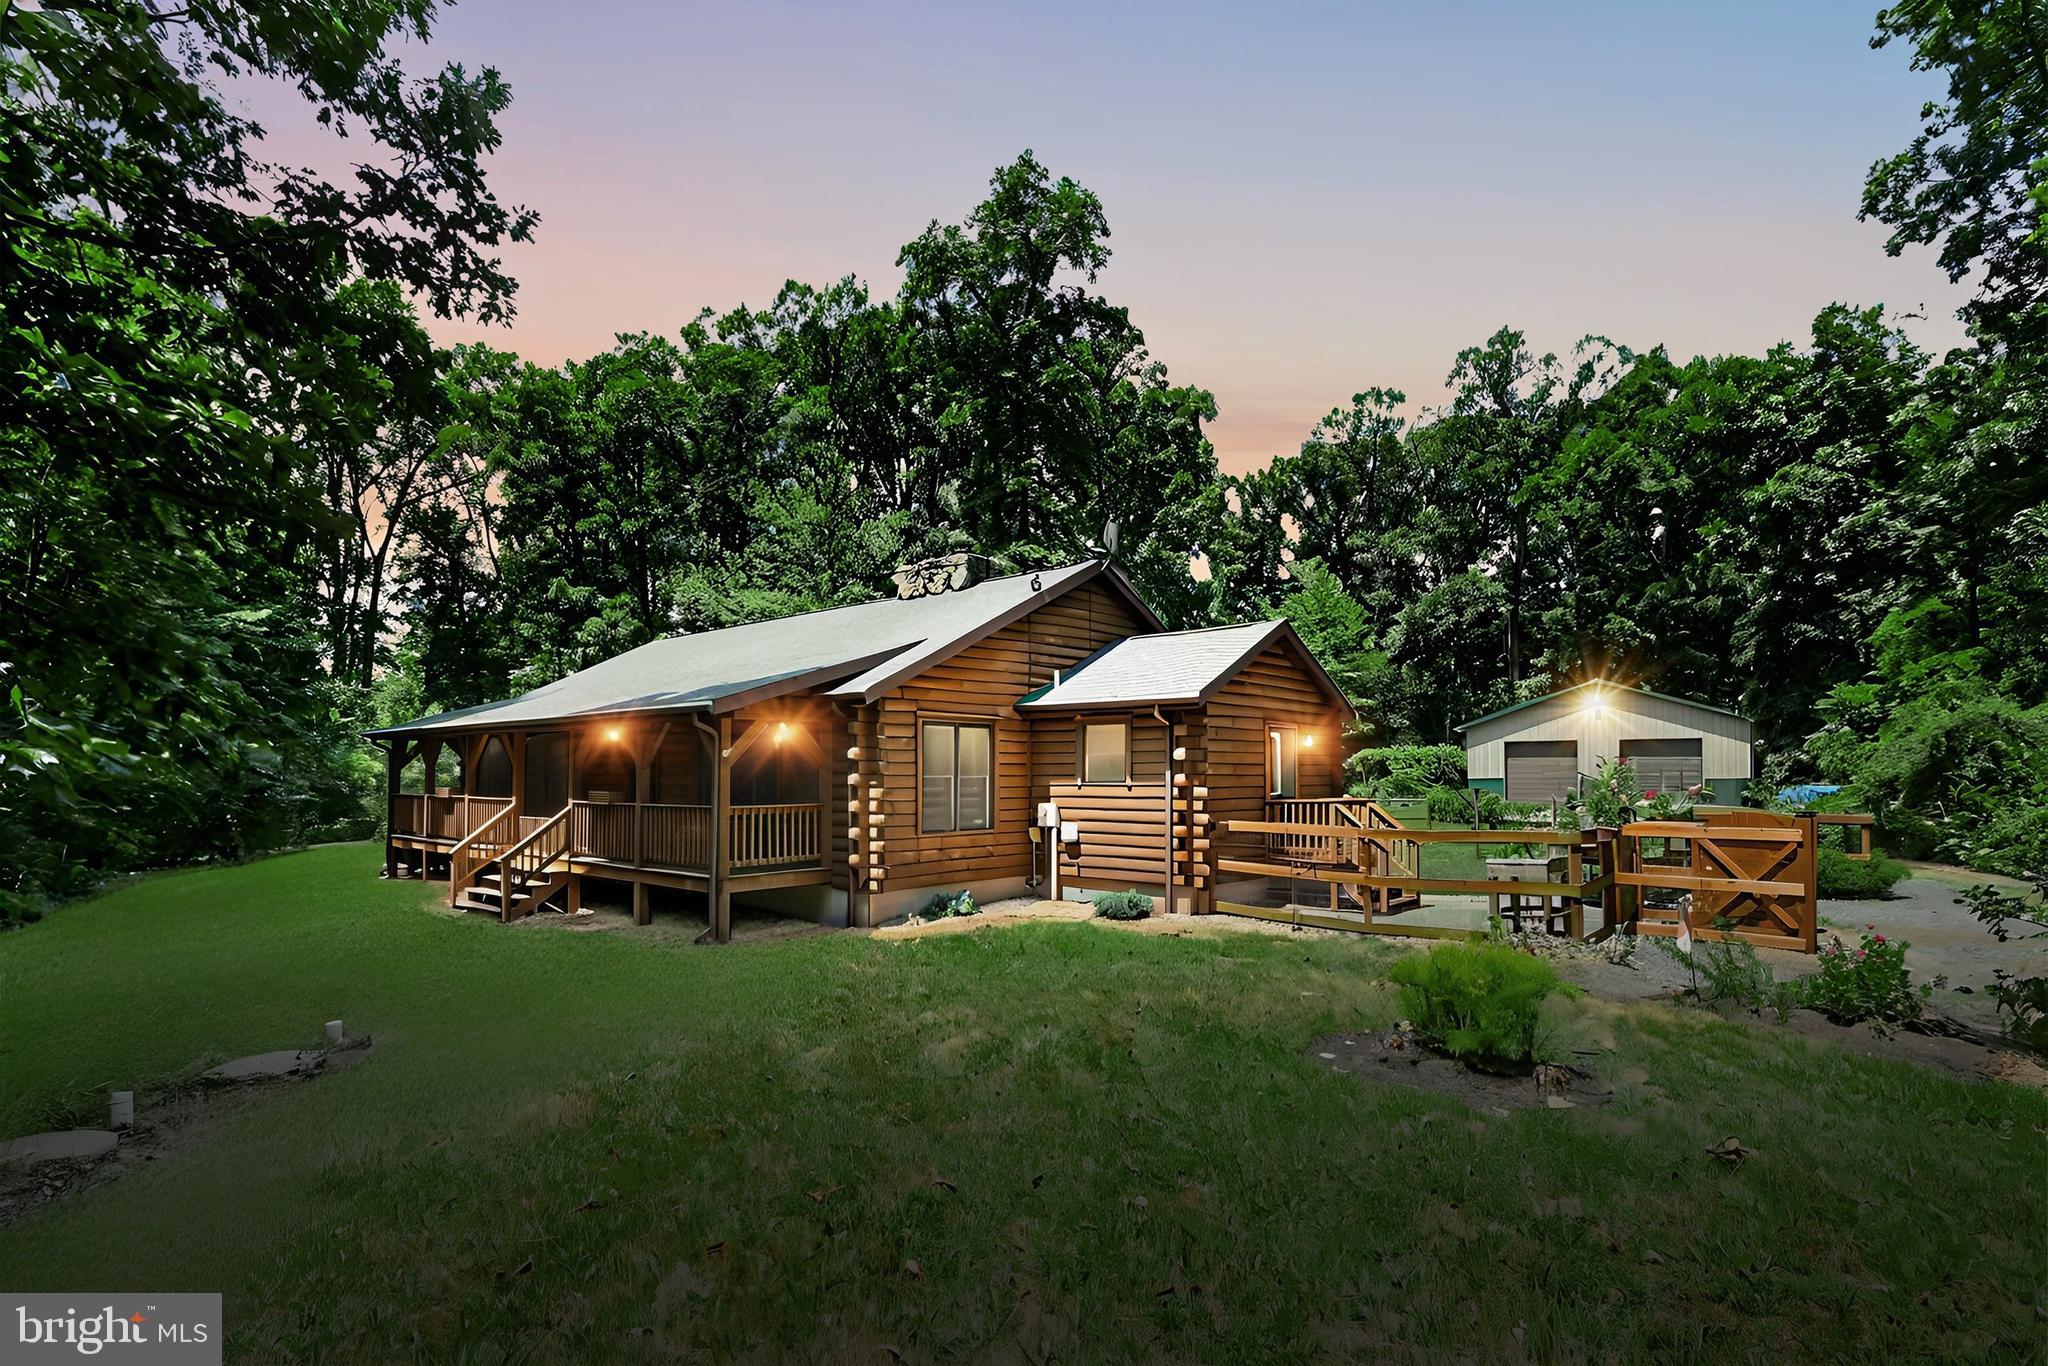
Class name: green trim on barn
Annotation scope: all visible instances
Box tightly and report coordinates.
[1466,777,1506,795]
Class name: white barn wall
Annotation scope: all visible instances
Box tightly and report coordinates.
[1464,690,1753,800]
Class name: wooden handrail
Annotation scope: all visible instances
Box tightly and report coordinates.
[449,802,522,906]
[499,805,573,909]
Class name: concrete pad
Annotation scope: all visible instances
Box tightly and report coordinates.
[205,1049,321,1081]
[0,1130,118,1165]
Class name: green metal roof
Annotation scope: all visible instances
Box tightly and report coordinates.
[1454,681,1747,733]
[366,560,1161,738]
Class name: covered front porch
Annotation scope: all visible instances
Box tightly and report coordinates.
[378,707,837,941]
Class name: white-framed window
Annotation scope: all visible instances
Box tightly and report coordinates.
[1268,725,1299,798]
[921,721,993,834]
[1079,721,1129,784]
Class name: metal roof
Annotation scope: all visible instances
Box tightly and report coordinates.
[367,560,1148,737]
[1013,620,1353,714]
[1454,680,1747,733]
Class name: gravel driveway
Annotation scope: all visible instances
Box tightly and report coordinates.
[1560,876,2046,1036]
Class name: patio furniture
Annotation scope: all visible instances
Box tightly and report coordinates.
[1486,854,1570,935]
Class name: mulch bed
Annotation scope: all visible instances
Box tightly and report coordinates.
[1310,1026,1613,1113]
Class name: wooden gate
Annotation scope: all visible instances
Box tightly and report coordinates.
[1613,811,1817,952]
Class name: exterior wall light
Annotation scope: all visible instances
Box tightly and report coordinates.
[605,725,623,742]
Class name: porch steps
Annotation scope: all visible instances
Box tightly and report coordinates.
[454,865,570,921]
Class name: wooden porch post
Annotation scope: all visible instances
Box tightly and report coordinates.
[508,731,526,817]
[383,741,402,878]
[713,716,734,943]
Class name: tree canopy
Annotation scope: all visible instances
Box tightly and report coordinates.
[4,0,2045,918]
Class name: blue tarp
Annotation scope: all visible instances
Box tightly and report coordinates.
[1776,783,1841,806]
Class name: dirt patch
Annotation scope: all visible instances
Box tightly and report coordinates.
[872,898,1380,943]
[1311,1028,1613,1113]
[0,1039,372,1230]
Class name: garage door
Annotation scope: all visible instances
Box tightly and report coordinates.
[1620,738,1702,795]
[1505,740,1578,802]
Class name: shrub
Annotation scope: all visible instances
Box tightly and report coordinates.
[1090,889,1151,921]
[1816,847,1909,899]
[1423,785,1551,829]
[1425,784,1481,824]
[1957,873,2048,1051]
[1568,757,1640,829]
[1387,942,1577,1071]
[921,890,978,920]
[1352,745,1465,797]
[1798,927,1933,1026]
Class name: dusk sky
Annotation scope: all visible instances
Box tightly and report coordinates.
[305,1,1971,474]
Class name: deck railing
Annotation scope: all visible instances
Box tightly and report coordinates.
[564,800,808,873]
[729,802,822,870]
[391,792,513,840]
[1265,797,1373,864]
[391,793,425,836]
[646,803,713,869]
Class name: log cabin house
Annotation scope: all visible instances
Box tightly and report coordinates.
[368,556,1354,940]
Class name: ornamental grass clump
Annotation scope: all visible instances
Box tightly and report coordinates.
[1388,942,1578,1072]
[1799,926,1932,1026]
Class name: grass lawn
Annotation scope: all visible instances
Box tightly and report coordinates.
[2,844,2043,1362]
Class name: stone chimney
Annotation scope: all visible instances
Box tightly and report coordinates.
[892,552,992,599]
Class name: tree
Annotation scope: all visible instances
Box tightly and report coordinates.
[0,0,533,916]
[1863,0,2048,350]
[896,152,1221,618]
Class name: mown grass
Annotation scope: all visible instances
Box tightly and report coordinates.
[1,844,2042,1362]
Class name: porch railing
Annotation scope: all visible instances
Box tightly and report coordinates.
[392,793,425,836]
[564,800,813,873]
[391,792,514,840]
[647,803,713,869]
[1265,797,1373,865]
[729,802,822,870]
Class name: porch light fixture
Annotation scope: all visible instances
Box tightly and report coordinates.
[605,725,623,742]
[773,722,792,745]
[1301,733,1315,748]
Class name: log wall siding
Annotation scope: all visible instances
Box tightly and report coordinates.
[1201,640,1349,871]
[1051,780,1172,889]
[869,581,1149,894]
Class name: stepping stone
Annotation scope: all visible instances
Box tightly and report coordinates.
[205,1049,322,1081]
[0,1130,118,1165]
